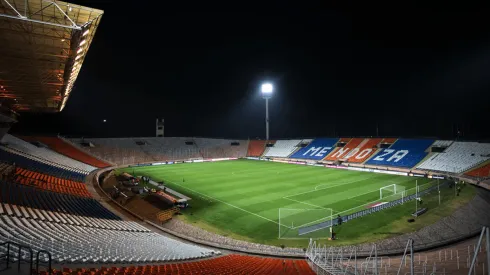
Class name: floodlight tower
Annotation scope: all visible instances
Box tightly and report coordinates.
[261,83,273,140]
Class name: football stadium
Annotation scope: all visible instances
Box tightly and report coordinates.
[1,2,490,275]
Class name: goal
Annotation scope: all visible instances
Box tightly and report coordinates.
[278,208,333,239]
[379,184,406,200]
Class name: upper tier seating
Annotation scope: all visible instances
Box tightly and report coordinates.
[13,167,91,198]
[466,162,490,178]
[1,134,96,174]
[345,138,383,163]
[366,139,434,168]
[247,140,267,157]
[289,138,339,160]
[263,140,301,157]
[193,138,248,159]
[1,180,119,220]
[50,254,314,275]
[20,136,110,168]
[0,214,216,264]
[325,138,364,161]
[432,140,454,147]
[0,148,87,182]
[417,142,490,173]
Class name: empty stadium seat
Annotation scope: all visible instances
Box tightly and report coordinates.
[263,140,301,157]
[0,180,119,220]
[194,138,248,159]
[0,148,87,182]
[247,140,268,157]
[1,134,96,174]
[0,214,216,264]
[366,139,434,168]
[19,136,111,168]
[13,167,91,198]
[69,137,248,165]
[289,138,339,160]
[345,138,383,163]
[43,254,314,274]
[466,162,490,178]
[325,138,364,161]
[418,141,490,173]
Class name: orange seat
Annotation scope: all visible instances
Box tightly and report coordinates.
[18,136,110,168]
[466,162,490,178]
[14,167,91,198]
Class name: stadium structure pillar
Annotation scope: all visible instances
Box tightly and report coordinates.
[265,98,269,140]
[261,83,273,140]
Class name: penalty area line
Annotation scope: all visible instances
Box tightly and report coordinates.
[282,197,329,210]
[169,180,281,226]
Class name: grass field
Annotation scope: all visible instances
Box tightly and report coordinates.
[119,159,475,248]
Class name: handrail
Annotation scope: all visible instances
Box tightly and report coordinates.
[0,242,11,269]
[17,244,33,274]
[36,250,52,275]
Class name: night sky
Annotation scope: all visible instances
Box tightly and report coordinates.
[11,8,490,140]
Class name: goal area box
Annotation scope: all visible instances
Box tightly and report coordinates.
[278,208,333,239]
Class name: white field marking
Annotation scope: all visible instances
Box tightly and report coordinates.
[168,180,281,226]
[282,197,328,210]
[279,237,331,240]
[284,175,380,199]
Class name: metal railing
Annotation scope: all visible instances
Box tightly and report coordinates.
[0,241,51,275]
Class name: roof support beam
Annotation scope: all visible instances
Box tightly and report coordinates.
[0,0,82,30]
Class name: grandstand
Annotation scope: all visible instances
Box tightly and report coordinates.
[417,141,490,173]
[246,140,268,157]
[19,136,110,168]
[366,139,434,168]
[263,139,301,157]
[1,1,489,274]
[289,138,339,160]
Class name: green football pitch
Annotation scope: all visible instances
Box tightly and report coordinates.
[119,159,474,247]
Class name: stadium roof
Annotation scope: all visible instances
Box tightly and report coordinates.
[0,0,103,112]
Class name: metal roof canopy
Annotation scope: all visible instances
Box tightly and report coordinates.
[0,0,103,112]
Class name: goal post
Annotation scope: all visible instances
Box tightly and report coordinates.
[278,208,333,239]
[379,184,406,200]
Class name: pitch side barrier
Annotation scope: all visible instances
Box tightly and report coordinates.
[298,181,449,236]
[247,157,447,179]
[128,157,239,167]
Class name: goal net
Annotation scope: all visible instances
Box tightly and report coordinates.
[380,184,406,200]
[278,208,333,239]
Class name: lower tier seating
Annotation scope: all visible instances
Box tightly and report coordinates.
[417,142,490,173]
[0,215,216,264]
[345,138,383,163]
[45,254,314,275]
[466,162,490,178]
[247,140,267,157]
[263,140,301,157]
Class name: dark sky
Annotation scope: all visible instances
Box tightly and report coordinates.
[11,7,490,140]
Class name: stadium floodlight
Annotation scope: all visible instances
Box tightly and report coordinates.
[261,83,273,97]
[261,82,273,140]
[83,29,90,36]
